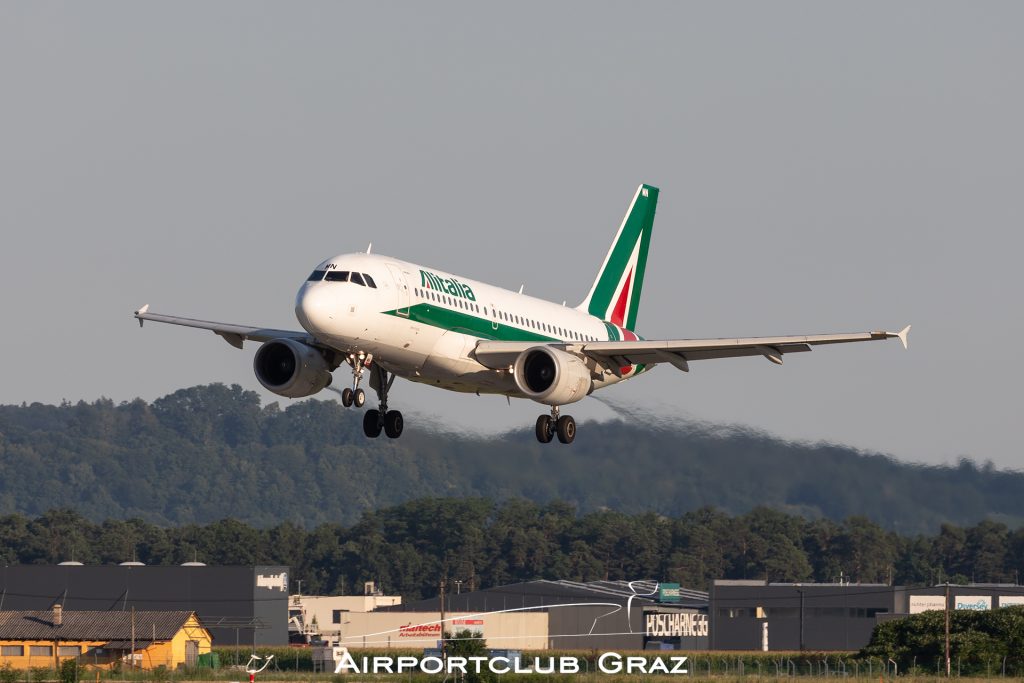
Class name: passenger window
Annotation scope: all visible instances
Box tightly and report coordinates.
[363,274,377,288]
[307,270,326,281]
[325,271,350,282]
[350,272,366,286]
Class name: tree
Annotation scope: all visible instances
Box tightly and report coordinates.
[962,520,1010,582]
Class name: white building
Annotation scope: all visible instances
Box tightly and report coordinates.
[289,583,402,642]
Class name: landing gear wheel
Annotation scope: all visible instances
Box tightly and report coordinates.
[535,415,555,443]
[363,409,382,438]
[384,410,404,438]
[341,388,354,407]
[556,415,576,444]
[353,388,366,408]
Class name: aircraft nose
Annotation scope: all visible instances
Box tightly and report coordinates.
[296,284,334,332]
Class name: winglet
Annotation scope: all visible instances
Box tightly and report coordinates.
[135,304,149,327]
[896,324,911,350]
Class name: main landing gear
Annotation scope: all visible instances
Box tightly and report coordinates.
[362,363,404,439]
[535,406,576,444]
[340,353,370,408]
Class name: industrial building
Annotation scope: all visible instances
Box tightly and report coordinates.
[710,580,897,651]
[370,579,710,651]
[289,582,402,643]
[0,606,211,670]
[709,581,1024,651]
[0,564,289,646]
[9,563,1019,654]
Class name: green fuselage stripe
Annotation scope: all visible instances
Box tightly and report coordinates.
[384,304,560,342]
[383,304,651,377]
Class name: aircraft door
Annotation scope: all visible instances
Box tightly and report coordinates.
[386,263,411,317]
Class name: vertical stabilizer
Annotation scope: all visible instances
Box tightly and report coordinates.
[577,183,659,331]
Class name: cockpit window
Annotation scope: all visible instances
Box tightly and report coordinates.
[350,272,366,286]
[307,270,326,281]
[324,270,350,282]
[363,274,377,288]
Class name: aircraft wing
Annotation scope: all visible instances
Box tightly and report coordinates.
[473,326,910,375]
[134,305,313,350]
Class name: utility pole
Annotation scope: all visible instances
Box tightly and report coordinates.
[130,606,136,671]
[439,579,446,663]
[945,582,951,677]
[797,590,805,652]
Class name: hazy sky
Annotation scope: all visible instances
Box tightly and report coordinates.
[2,2,1021,468]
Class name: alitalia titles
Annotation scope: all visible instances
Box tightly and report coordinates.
[420,269,476,301]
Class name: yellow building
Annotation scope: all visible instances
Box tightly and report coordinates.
[0,607,211,670]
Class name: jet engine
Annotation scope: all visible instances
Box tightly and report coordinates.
[512,346,593,406]
[253,338,333,398]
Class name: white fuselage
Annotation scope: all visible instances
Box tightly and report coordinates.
[294,253,642,397]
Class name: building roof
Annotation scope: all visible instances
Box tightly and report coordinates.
[0,610,196,641]
[553,580,709,604]
[383,579,708,612]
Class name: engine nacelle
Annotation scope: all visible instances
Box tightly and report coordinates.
[253,338,333,398]
[513,346,593,406]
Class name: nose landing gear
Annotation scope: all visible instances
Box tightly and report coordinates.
[341,353,370,408]
[362,362,404,439]
[341,387,365,408]
[535,406,575,444]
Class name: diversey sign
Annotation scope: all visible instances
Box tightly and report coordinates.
[955,595,991,611]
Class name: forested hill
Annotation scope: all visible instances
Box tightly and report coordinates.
[0,384,1019,533]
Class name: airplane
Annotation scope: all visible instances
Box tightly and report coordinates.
[135,183,910,444]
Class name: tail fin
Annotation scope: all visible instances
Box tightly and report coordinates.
[577,183,659,331]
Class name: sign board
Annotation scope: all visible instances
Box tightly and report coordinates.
[645,612,708,637]
[954,595,991,611]
[398,622,442,638]
[999,596,1024,607]
[256,571,288,592]
[451,618,485,637]
[659,583,681,603]
[909,595,946,614]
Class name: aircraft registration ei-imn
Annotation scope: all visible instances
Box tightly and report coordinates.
[135,184,910,444]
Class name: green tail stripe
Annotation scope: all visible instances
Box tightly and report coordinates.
[586,184,659,331]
